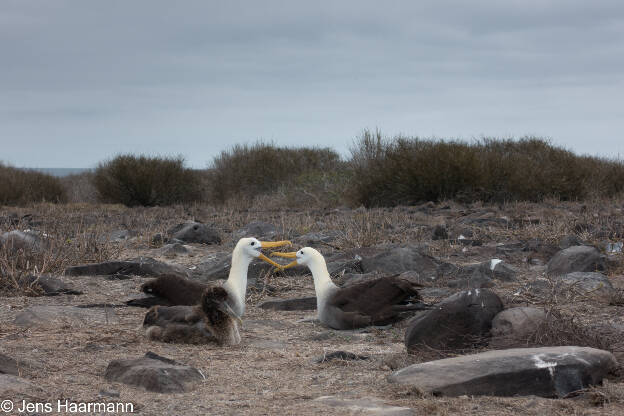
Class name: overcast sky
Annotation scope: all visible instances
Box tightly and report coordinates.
[1,0,623,168]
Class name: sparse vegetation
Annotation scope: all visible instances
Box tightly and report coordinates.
[92,155,203,206]
[0,205,122,296]
[349,130,624,207]
[47,135,624,208]
[60,171,98,204]
[0,163,66,205]
[207,142,346,205]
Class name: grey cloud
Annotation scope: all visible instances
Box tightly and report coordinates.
[1,0,623,167]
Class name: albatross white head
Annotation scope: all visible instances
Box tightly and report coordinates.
[271,247,338,312]
[224,237,291,316]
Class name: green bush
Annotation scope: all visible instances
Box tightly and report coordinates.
[208,142,345,204]
[93,155,203,206]
[0,164,66,205]
[349,130,624,207]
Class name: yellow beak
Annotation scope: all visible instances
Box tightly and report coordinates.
[260,240,292,249]
[256,241,292,268]
[271,251,297,258]
[270,251,299,270]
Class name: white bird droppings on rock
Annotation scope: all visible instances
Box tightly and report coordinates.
[532,354,557,377]
[490,258,503,270]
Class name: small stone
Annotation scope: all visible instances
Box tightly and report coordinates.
[432,225,448,240]
[98,389,120,398]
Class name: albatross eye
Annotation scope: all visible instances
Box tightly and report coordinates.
[250,241,255,246]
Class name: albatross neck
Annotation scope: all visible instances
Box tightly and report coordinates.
[224,248,253,316]
[308,254,337,308]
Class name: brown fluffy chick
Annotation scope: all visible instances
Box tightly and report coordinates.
[143,286,241,346]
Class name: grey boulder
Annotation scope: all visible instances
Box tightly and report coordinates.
[454,259,519,283]
[104,352,204,393]
[491,307,547,344]
[405,289,503,351]
[558,272,615,301]
[159,243,189,258]
[0,353,18,375]
[387,346,617,398]
[168,221,221,245]
[360,245,444,281]
[18,275,83,296]
[232,221,278,240]
[65,257,189,278]
[547,246,606,275]
[294,230,342,246]
[525,273,615,302]
[0,374,46,398]
[0,230,45,252]
[14,306,118,328]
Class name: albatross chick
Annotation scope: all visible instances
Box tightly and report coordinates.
[144,286,242,346]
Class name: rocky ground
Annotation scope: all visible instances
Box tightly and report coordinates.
[1,200,624,415]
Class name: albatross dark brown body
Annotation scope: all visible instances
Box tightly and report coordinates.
[137,274,207,306]
[322,275,425,329]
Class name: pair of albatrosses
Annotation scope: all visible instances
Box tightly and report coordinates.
[140,237,290,345]
[139,239,426,344]
[272,247,426,330]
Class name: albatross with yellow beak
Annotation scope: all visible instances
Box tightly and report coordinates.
[273,247,426,330]
[140,237,290,344]
[137,237,290,315]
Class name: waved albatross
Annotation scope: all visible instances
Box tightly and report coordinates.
[144,286,242,345]
[134,237,291,316]
[273,247,426,329]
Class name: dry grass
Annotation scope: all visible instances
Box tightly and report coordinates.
[0,204,123,295]
[1,199,623,414]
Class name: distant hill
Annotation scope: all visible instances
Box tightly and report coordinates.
[22,168,92,177]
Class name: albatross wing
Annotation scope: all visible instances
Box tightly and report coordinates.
[326,275,423,328]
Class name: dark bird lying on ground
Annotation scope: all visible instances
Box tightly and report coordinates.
[272,247,428,330]
[132,274,207,307]
[127,237,291,317]
[144,286,242,346]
